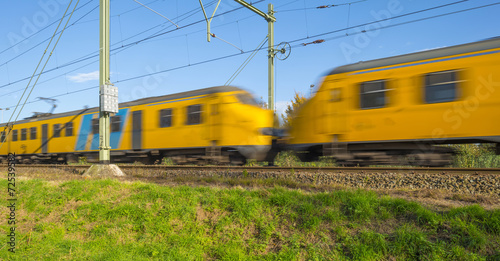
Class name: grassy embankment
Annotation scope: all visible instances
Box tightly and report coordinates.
[0,177,499,260]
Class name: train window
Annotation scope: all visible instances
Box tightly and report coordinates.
[360,80,387,109]
[53,124,61,138]
[236,93,259,106]
[186,104,202,125]
[21,128,27,141]
[65,122,73,137]
[30,127,37,140]
[111,116,121,132]
[159,108,172,128]
[0,132,5,143]
[424,70,458,103]
[12,130,18,142]
[92,118,99,134]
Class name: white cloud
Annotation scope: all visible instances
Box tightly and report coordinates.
[275,100,289,115]
[67,71,99,83]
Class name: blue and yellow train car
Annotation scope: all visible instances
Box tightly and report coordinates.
[0,86,274,164]
[288,37,500,166]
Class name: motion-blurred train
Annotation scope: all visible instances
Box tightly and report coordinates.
[0,86,275,164]
[287,37,500,166]
[1,37,499,166]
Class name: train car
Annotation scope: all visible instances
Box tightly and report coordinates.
[287,37,500,166]
[0,86,274,164]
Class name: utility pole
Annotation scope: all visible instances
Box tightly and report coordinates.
[99,0,111,164]
[99,0,118,164]
[267,4,275,112]
[84,0,122,176]
[233,0,276,111]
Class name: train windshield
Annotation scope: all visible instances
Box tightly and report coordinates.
[236,93,259,106]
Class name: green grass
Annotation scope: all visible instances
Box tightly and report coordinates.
[1,178,499,260]
[451,144,500,168]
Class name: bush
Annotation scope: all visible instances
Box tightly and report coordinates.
[451,144,500,168]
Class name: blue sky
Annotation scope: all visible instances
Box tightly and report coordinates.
[0,0,499,122]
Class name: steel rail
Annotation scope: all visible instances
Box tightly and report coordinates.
[3,164,500,175]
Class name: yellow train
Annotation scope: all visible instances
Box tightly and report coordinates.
[0,86,274,164]
[288,37,500,166]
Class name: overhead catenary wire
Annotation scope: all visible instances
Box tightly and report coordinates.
[116,0,266,50]
[225,36,268,86]
[1,1,498,110]
[0,0,172,68]
[0,0,487,95]
[0,0,258,91]
[210,33,244,53]
[1,0,80,148]
[345,3,351,35]
[4,0,76,127]
[133,0,179,28]
[12,0,82,125]
[2,3,265,97]
[0,4,98,68]
[0,0,94,58]
[288,0,479,46]
[276,0,367,13]
[3,0,498,109]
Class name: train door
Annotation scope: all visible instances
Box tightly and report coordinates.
[314,95,326,134]
[206,96,222,143]
[41,124,48,153]
[0,129,8,154]
[314,89,333,135]
[132,111,142,150]
[329,80,347,138]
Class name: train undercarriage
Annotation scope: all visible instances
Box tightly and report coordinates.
[295,142,457,167]
[0,145,273,166]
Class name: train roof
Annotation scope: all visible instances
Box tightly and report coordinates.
[328,37,500,75]
[0,86,243,126]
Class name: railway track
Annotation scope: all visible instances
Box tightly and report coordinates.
[3,164,500,175]
[2,164,499,195]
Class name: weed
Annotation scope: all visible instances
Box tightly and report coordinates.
[390,225,441,260]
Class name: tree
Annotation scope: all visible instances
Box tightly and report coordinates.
[281,91,307,128]
[257,96,267,109]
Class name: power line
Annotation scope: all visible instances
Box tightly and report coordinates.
[0,0,487,95]
[286,2,500,49]
[0,0,264,91]
[114,1,267,49]
[0,0,94,57]
[225,36,268,85]
[1,0,80,148]
[6,1,497,109]
[0,0,172,68]
[276,0,367,13]
[286,0,471,45]
[0,4,99,68]
[1,1,270,97]
[2,0,497,110]
[0,0,219,90]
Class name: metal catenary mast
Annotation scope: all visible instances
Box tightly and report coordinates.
[99,0,118,164]
[233,0,276,111]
